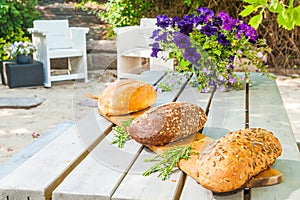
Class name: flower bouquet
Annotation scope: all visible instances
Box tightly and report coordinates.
[4,41,36,64]
[150,7,270,92]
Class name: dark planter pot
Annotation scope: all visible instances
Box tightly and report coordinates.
[16,54,32,64]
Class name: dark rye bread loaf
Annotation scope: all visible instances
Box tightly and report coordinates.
[194,128,282,193]
[128,102,207,146]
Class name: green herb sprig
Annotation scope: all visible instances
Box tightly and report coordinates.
[111,119,133,148]
[142,145,198,180]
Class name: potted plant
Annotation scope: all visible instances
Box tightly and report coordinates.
[150,7,271,92]
[4,41,36,64]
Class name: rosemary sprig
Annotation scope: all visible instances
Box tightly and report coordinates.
[142,145,198,180]
[111,119,133,148]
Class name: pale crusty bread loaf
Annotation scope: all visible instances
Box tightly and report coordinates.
[128,102,207,146]
[98,79,157,116]
[194,128,282,193]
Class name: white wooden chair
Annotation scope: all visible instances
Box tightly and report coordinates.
[114,18,174,78]
[28,20,89,87]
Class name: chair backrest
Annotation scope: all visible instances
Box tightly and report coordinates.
[138,18,157,48]
[33,20,71,49]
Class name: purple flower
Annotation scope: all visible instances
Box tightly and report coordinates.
[228,56,235,62]
[257,52,263,58]
[171,16,181,27]
[228,77,236,84]
[155,31,168,42]
[151,29,160,39]
[183,47,201,65]
[237,22,258,42]
[217,75,225,81]
[218,11,239,31]
[151,42,161,58]
[154,86,162,93]
[177,16,194,35]
[203,68,210,74]
[201,87,210,93]
[200,23,217,36]
[217,33,231,46]
[211,16,222,28]
[226,64,234,70]
[193,15,206,26]
[156,15,171,28]
[196,7,214,22]
[173,32,191,49]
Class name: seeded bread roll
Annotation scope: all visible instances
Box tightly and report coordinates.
[98,79,156,116]
[128,102,207,146]
[194,128,282,193]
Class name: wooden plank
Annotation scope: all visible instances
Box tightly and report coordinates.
[52,71,184,200]
[177,84,245,200]
[249,73,300,200]
[52,131,143,200]
[112,147,185,200]
[203,88,246,139]
[179,177,214,200]
[0,110,112,200]
[248,73,300,160]
[251,159,300,200]
[109,72,190,199]
[0,121,73,180]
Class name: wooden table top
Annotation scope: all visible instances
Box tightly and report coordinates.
[0,70,300,200]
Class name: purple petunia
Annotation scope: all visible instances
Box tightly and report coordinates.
[183,47,201,65]
[196,7,214,22]
[151,42,161,58]
[218,11,239,31]
[151,29,160,39]
[200,23,217,37]
[236,22,258,42]
[150,7,269,93]
[155,31,168,42]
[177,15,194,35]
[201,87,210,93]
[217,33,231,46]
[173,32,191,49]
[156,15,171,28]
[203,68,210,74]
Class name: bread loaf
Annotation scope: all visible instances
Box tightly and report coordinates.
[128,102,207,146]
[194,128,282,193]
[98,79,157,116]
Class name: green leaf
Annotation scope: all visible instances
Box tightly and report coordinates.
[249,13,263,29]
[212,49,221,56]
[269,3,284,13]
[242,0,267,6]
[242,0,260,4]
[293,5,300,26]
[240,5,257,17]
[277,10,295,30]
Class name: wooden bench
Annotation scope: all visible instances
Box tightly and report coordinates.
[1,71,300,200]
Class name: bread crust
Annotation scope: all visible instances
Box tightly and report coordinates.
[195,128,282,193]
[128,102,207,146]
[98,79,157,116]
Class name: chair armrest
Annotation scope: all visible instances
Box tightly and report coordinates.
[69,27,89,49]
[27,28,47,35]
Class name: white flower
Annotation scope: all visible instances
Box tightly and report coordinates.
[4,41,36,60]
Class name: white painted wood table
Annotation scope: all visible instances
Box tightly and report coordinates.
[0,71,300,200]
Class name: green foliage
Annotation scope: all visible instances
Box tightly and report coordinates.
[240,0,300,30]
[99,0,153,27]
[0,0,40,61]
